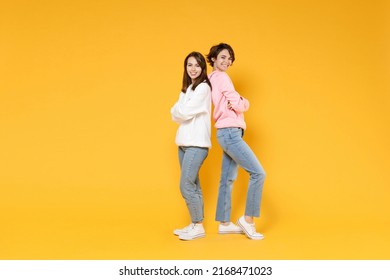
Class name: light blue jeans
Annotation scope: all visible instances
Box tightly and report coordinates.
[216,127,266,222]
[178,146,209,223]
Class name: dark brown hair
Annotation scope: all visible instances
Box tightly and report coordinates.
[206,43,235,67]
[181,51,212,92]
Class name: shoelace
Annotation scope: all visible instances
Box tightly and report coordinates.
[186,223,202,234]
[184,223,195,231]
[249,223,258,235]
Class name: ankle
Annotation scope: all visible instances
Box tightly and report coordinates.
[244,216,254,224]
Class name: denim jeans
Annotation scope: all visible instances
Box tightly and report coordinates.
[216,127,266,222]
[178,146,209,223]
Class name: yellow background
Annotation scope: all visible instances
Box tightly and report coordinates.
[1,0,389,259]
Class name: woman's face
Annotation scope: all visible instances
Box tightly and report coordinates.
[213,49,233,72]
[186,56,202,82]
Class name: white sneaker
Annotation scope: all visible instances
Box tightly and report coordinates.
[173,223,194,236]
[237,216,264,240]
[179,223,205,240]
[218,222,243,234]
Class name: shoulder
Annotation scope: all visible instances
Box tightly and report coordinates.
[210,70,229,78]
[193,82,211,93]
[197,82,211,90]
[210,71,231,83]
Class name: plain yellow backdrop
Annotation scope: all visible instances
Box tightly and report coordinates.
[1,0,389,259]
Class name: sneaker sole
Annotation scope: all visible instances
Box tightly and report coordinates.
[218,230,244,234]
[237,219,264,240]
[178,233,205,241]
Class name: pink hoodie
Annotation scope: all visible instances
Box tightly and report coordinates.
[208,70,249,129]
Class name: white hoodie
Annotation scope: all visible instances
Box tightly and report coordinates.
[171,82,211,148]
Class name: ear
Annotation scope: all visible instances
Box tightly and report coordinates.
[211,58,215,62]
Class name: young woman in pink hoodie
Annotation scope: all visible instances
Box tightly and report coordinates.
[207,43,266,240]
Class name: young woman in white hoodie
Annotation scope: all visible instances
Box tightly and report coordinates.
[171,52,212,241]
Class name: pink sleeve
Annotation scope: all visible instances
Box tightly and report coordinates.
[218,73,249,113]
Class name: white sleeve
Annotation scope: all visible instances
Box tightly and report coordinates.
[171,84,210,122]
[171,92,186,123]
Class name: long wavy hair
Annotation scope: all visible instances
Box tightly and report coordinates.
[181,51,212,92]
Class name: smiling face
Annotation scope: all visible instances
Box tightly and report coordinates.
[212,49,233,72]
[186,56,202,83]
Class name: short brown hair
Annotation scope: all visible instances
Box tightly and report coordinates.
[206,43,235,67]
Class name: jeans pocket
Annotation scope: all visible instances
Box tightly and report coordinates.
[227,128,243,143]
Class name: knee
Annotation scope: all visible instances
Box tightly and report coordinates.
[227,175,237,184]
[227,168,239,182]
[180,183,191,201]
[252,169,266,182]
[180,176,195,192]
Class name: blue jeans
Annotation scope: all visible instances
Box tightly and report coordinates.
[216,127,266,222]
[178,146,209,223]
